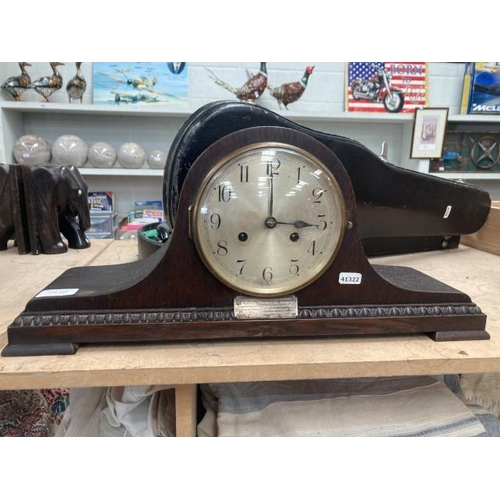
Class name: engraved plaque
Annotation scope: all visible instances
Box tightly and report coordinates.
[234,296,298,320]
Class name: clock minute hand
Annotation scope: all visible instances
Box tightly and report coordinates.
[268,175,274,218]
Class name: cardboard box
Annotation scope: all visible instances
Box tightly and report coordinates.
[88,191,114,212]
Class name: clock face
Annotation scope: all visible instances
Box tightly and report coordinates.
[192,142,346,297]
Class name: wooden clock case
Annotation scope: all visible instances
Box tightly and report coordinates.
[2,119,490,356]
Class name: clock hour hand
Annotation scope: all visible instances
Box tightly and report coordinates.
[276,219,319,229]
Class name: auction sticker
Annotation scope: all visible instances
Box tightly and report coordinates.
[36,288,79,298]
[338,272,362,285]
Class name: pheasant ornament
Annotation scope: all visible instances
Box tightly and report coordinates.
[268,65,315,109]
[29,62,65,102]
[207,62,268,102]
[1,62,32,101]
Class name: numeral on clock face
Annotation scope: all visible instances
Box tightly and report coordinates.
[218,185,232,202]
[239,164,249,183]
[266,158,281,177]
[210,213,221,230]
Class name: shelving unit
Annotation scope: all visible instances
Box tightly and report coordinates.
[0,101,426,215]
[0,101,192,215]
[414,114,500,199]
[2,62,500,215]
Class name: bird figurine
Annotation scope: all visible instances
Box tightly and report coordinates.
[268,65,315,109]
[206,62,268,102]
[66,62,86,103]
[1,62,32,101]
[29,62,65,102]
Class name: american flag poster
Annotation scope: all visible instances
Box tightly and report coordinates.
[346,62,427,113]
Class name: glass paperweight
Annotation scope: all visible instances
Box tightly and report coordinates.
[117,142,145,169]
[88,142,117,168]
[147,149,167,170]
[52,135,88,167]
[13,135,51,166]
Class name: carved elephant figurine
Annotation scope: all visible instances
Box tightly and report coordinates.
[26,165,91,254]
[0,164,14,250]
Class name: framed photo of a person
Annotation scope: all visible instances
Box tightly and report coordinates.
[410,107,449,159]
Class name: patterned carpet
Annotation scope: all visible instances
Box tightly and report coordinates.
[0,389,69,437]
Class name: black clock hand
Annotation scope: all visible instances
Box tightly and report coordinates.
[268,175,274,218]
[276,220,320,229]
[264,176,277,228]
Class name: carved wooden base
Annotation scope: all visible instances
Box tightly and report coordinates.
[3,302,488,356]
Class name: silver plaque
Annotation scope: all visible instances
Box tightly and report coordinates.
[234,296,298,320]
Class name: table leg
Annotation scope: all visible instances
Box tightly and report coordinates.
[175,384,198,437]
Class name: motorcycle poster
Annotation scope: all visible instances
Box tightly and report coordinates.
[346,62,427,113]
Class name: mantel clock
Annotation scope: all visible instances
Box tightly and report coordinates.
[2,117,489,356]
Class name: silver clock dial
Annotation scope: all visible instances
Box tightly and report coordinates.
[192,142,345,296]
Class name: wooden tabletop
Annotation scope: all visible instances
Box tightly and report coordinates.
[1,239,500,390]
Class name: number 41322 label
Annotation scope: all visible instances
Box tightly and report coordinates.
[338,272,362,285]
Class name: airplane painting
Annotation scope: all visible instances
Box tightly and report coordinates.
[93,62,188,105]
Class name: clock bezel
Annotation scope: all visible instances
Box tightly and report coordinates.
[191,140,347,297]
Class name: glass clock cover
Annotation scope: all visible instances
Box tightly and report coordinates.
[192,143,345,297]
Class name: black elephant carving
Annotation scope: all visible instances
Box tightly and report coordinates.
[25,165,91,254]
[0,163,14,250]
[0,164,91,254]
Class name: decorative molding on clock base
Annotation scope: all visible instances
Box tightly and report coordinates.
[3,302,488,357]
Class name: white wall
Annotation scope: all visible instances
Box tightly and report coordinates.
[0,61,467,110]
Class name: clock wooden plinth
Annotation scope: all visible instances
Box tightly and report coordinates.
[2,127,489,357]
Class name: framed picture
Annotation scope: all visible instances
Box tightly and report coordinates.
[410,107,449,159]
[345,62,428,114]
[92,62,188,106]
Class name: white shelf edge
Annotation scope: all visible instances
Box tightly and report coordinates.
[448,114,500,123]
[79,167,163,177]
[0,101,414,123]
[2,100,500,124]
[0,101,193,118]
[429,172,500,180]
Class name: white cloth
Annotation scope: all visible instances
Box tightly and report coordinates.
[57,385,175,437]
[55,387,106,437]
[198,377,487,437]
